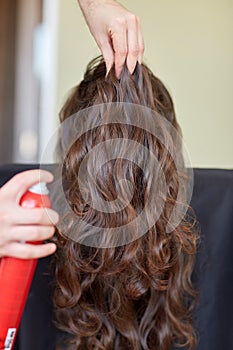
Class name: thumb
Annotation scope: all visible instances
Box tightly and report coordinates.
[0,169,53,204]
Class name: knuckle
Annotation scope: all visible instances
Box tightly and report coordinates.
[0,211,11,225]
[11,172,25,187]
[129,47,140,57]
[117,49,128,58]
[127,13,137,23]
[140,42,145,53]
[114,17,127,27]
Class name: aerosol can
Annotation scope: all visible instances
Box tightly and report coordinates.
[0,182,51,350]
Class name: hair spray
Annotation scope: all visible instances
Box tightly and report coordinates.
[0,182,51,350]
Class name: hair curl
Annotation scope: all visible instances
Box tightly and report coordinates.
[53,57,199,350]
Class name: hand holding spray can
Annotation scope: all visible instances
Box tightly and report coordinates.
[0,182,51,350]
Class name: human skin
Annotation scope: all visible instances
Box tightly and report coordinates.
[0,0,144,259]
[0,170,58,259]
[78,0,144,77]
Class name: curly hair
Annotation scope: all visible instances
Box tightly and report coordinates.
[53,57,199,350]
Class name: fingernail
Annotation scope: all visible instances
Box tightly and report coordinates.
[130,65,136,74]
[105,65,110,77]
[115,68,122,79]
[126,58,137,75]
[138,54,143,65]
[105,59,114,77]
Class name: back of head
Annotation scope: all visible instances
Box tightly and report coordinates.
[60,57,178,126]
[54,57,199,350]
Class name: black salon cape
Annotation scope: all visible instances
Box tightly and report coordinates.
[0,164,232,350]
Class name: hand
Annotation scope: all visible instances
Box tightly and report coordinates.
[78,0,144,78]
[0,170,59,259]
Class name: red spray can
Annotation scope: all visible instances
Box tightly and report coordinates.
[0,182,51,350]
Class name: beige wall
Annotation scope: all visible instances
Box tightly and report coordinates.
[57,0,233,168]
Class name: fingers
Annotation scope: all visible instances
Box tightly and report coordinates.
[111,18,128,78]
[137,17,145,64]
[109,14,144,78]
[0,208,58,258]
[78,0,144,78]
[4,207,59,226]
[0,169,53,203]
[126,15,140,74]
[0,241,57,259]
[4,225,55,244]
[99,38,115,76]
[0,170,59,258]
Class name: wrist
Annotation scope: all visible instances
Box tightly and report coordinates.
[78,0,95,10]
[78,0,116,11]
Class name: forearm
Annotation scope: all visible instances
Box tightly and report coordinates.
[78,0,113,10]
[78,0,118,15]
[78,0,116,5]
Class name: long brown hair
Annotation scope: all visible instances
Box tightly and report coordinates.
[53,57,199,349]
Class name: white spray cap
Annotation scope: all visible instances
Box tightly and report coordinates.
[29,182,49,195]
